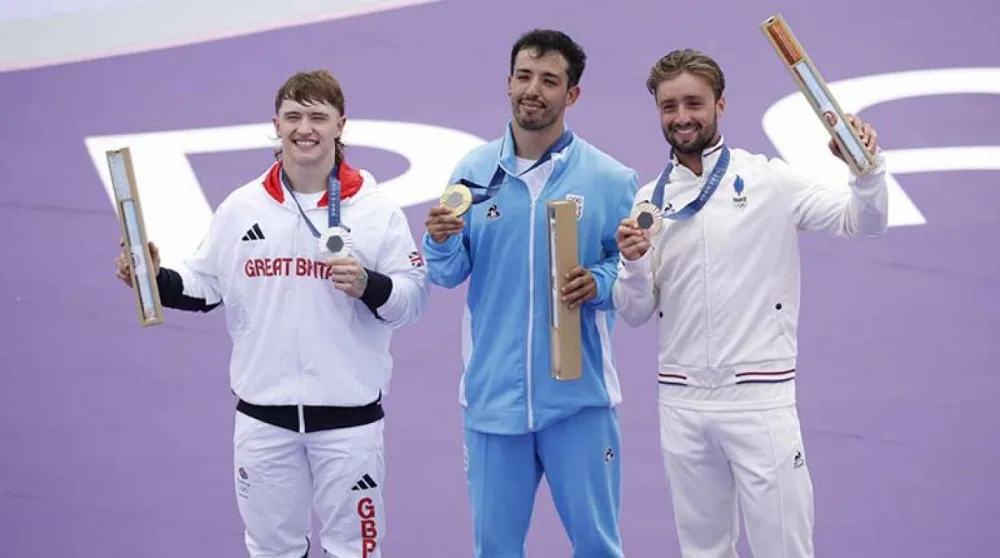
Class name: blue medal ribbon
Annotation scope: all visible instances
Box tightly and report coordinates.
[282,164,342,237]
[457,128,575,205]
[651,144,731,220]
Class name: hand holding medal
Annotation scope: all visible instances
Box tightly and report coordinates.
[630,202,663,236]
[616,213,653,262]
[425,184,469,244]
[280,163,365,297]
[326,255,368,298]
[319,225,353,259]
[439,183,473,217]
[319,226,367,297]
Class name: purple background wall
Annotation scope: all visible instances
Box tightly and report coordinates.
[1,0,997,555]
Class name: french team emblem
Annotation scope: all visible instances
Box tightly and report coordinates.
[732,176,747,210]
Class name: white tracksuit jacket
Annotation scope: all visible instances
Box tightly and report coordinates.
[158,161,429,408]
[612,137,888,410]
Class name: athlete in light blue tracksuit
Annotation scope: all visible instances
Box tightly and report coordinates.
[422,29,638,558]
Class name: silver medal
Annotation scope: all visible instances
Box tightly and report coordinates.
[319,226,353,258]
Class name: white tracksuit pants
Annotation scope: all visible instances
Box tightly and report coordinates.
[233,411,385,558]
[658,396,815,557]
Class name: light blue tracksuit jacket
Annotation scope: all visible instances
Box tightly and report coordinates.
[422,123,639,436]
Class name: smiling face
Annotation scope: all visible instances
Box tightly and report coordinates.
[654,70,724,156]
[271,70,347,169]
[645,49,727,158]
[507,47,580,132]
[272,99,345,168]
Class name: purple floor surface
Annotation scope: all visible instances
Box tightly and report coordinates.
[1,0,998,556]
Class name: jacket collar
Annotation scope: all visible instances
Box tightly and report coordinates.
[495,121,575,176]
[671,134,725,177]
[262,159,364,207]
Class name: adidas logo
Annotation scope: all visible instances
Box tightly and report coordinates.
[241,223,265,241]
[351,473,378,491]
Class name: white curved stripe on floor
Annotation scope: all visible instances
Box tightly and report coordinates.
[0,0,437,73]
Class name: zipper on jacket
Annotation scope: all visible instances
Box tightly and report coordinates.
[295,211,306,423]
[526,195,536,431]
[525,159,562,430]
[701,195,712,373]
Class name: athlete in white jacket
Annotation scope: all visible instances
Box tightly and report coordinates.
[612,49,888,557]
[114,70,428,558]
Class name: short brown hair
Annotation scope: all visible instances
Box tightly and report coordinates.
[645,49,725,101]
[273,70,347,165]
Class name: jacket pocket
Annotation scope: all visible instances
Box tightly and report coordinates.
[768,280,796,352]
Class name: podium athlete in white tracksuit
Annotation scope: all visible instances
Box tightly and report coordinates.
[612,49,888,557]
[114,70,428,558]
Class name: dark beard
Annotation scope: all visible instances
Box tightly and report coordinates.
[513,98,557,131]
[664,120,717,155]
[663,109,719,155]
[517,116,554,131]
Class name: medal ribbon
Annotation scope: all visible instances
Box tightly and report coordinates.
[650,145,731,220]
[282,164,342,238]
[458,129,575,205]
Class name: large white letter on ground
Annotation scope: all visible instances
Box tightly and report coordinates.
[762,67,1000,228]
[85,120,486,269]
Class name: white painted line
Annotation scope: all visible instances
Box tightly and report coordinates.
[0,0,439,74]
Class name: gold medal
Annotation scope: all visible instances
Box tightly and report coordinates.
[440,183,473,216]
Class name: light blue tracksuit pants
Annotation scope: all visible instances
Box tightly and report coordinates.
[463,406,623,557]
